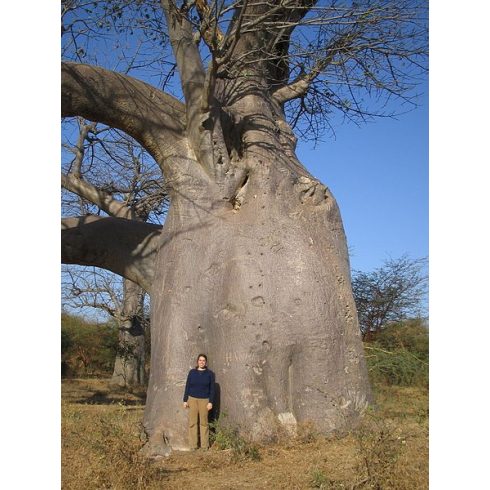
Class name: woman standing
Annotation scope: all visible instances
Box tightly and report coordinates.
[183,354,215,450]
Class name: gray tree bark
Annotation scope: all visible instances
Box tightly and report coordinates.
[111,279,147,387]
[140,146,371,454]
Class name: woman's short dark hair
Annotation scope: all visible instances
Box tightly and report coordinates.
[196,353,208,367]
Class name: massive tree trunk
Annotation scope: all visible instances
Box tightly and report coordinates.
[62,66,371,456]
[140,144,370,454]
[62,83,371,455]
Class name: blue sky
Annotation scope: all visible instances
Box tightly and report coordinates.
[297,88,428,273]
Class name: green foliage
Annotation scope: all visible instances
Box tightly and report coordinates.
[364,319,428,386]
[310,468,329,488]
[209,413,261,461]
[366,348,427,386]
[309,469,345,489]
[61,311,119,377]
[375,319,429,361]
[61,328,73,352]
[352,255,428,338]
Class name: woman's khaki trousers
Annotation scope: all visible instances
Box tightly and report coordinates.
[187,396,209,449]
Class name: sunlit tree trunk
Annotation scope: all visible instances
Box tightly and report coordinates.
[140,138,371,454]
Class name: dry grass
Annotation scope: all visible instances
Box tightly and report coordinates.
[62,378,428,489]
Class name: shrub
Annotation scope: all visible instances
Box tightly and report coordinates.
[374,318,428,361]
[364,319,428,386]
[352,256,428,339]
[365,347,428,386]
[309,468,348,489]
[352,415,403,489]
[310,468,329,488]
[61,312,119,377]
[209,414,261,461]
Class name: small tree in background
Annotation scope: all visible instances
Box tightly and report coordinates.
[352,256,428,340]
[62,266,151,386]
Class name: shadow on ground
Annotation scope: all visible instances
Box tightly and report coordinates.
[62,378,146,406]
[74,390,146,406]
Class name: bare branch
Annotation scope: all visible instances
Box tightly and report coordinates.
[215,0,248,66]
[216,1,427,140]
[62,120,169,221]
[272,29,357,104]
[61,172,135,219]
[62,266,124,320]
[70,119,97,177]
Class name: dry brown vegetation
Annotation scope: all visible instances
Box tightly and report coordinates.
[62,378,428,489]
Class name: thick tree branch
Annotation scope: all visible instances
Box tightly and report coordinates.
[61,62,188,167]
[160,0,206,159]
[272,76,310,105]
[61,215,162,292]
[61,173,135,220]
[220,1,313,80]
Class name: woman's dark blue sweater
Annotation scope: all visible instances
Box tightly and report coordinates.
[183,368,215,402]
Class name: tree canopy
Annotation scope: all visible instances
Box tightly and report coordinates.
[62,0,428,143]
[352,255,428,338]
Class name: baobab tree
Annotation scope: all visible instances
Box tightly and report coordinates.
[61,0,428,455]
[62,265,150,386]
[62,117,166,387]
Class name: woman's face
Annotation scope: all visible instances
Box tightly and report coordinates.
[197,356,207,368]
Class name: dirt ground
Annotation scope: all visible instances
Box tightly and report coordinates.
[62,378,428,489]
